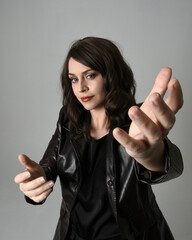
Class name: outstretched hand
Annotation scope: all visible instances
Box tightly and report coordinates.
[14,154,54,203]
[113,68,183,171]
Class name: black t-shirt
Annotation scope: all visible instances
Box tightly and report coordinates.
[68,135,122,240]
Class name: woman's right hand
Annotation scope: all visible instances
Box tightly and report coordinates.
[14,154,54,203]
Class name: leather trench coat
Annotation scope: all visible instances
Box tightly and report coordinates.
[31,107,183,240]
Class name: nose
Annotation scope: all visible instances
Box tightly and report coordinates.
[79,79,88,93]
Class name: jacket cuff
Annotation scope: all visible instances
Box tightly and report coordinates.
[135,138,170,184]
[24,195,46,205]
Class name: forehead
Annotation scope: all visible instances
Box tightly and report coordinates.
[68,58,91,74]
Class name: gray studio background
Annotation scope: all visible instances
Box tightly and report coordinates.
[0,0,191,239]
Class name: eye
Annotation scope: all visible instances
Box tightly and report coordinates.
[69,77,78,83]
[87,73,96,79]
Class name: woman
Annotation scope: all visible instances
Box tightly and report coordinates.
[15,37,183,240]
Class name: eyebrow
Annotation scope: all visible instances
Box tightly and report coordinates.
[68,69,93,76]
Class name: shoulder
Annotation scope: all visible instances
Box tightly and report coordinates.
[57,106,69,129]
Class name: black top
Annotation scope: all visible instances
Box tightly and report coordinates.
[68,135,122,240]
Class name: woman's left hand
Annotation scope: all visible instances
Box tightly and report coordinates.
[113,67,183,171]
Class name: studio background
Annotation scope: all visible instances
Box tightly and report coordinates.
[0,0,191,239]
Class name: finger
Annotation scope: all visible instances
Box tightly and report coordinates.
[149,92,175,132]
[165,78,184,114]
[14,170,31,184]
[140,67,172,114]
[20,176,46,192]
[24,180,54,199]
[149,67,172,97]
[31,188,53,203]
[128,106,163,144]
[18,154,38,170]
[113,127,147,154]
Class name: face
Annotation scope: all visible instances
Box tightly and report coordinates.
[68,58,106,112]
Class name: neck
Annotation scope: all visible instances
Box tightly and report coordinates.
[90,108,109,139]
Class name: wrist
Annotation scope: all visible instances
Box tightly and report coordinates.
[136,140,165,172]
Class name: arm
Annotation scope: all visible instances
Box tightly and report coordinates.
[135,137,183,184]
[113,68,183,181]
[14,107,65,203]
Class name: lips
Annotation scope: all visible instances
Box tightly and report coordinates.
[81,96,94,102]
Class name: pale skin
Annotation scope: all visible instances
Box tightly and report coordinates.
[14,58,183,203]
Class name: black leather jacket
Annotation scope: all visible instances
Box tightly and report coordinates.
[33,107,183,240]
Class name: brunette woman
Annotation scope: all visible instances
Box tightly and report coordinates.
[15,37,183,240]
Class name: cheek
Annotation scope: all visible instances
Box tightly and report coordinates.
[98,84,106,97]
[71,85,77,97]
[94,80,105,94]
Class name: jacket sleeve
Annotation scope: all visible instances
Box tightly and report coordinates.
[135,137,184,184]
[38,107,65,183]
[39,107,66,181]
[25,107,65,205]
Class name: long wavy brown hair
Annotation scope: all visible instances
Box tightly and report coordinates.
[61,37,136,138]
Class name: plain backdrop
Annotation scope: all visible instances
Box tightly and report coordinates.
[0,0,191,239]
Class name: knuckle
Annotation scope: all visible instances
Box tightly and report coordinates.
[151,128,162,142]
[152,134,162,143]
[179,98,184,109]
[42,192,48,199]
[36,196,44,203]
[32,197,42,203]
[19,183,24,192]
[35,192,48,203]
[140,120,151,131]
[176,94,184,110]
[24,191,32,198]
[14,176,19,183]
[129,142,143,154]
[166,114,175,129]
[172,114,176,125]
[124,139,131,148]
[33,189,41,197]
[159,107,169,118]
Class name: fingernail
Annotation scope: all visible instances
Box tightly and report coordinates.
[130,107,140,119]
[39,177,45,183]
[49,181,54,187]
[25,171,30,177]
[113,128,121,138]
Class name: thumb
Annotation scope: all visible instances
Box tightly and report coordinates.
[18,154,38,170]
